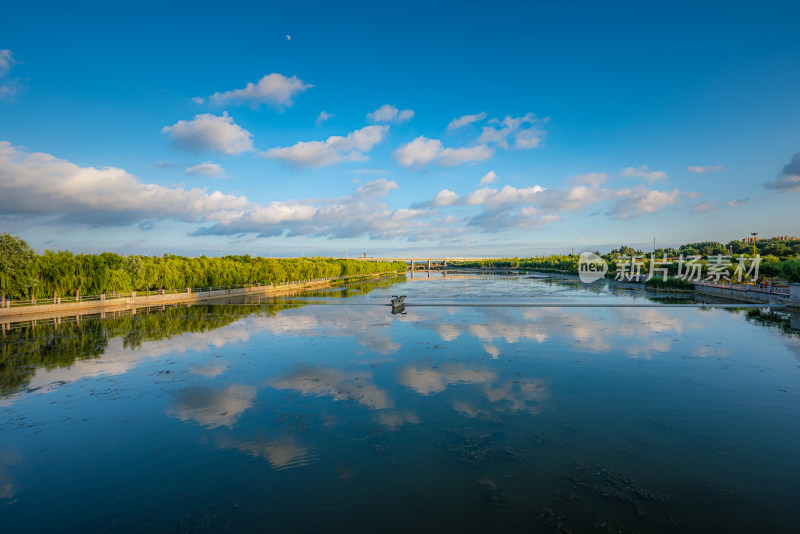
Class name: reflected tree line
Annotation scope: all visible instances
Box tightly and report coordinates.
[0,276,405,396]
[743,308,800,336]
[0,305,259,396]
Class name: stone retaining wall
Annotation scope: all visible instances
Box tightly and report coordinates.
[0,279,335,320]
[694,284,799,308]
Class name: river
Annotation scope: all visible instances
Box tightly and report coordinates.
[1,272,799,532]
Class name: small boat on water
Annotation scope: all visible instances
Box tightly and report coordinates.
[391,295,406,310]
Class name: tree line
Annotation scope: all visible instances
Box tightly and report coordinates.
[0,234,406,300]
[453,239,800,283]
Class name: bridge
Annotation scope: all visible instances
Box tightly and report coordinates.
[266,256,495,269]
[352,257,489,269]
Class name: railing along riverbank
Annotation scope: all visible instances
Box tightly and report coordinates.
[694,280,800,307]
[0,272,399,319]
[694,280,790,296]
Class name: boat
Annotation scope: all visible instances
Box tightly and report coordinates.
[391,295,406,310]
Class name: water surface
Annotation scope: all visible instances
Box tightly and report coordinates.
[2,273,799,532]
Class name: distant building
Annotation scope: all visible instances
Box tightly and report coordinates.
[742,235,799,243]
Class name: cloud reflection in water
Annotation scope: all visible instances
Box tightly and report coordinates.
[168,384,257,429]
[270,367,393,410]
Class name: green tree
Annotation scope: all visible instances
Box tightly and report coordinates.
[0,233,38,299]
[123,256,144,290]
[779,259,800,283]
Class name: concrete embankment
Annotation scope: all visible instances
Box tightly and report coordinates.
[529,270,800,309]
[693,283,800,308]
[0,274,393,323]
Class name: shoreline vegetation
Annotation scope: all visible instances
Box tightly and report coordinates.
[0,234,405,302]
[0,273,405,319]
[448,239,800,284]
[0,276,408,396]
[0,277,401,395]
[2,233,800,308]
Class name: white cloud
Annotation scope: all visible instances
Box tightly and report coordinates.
[727,198,749,207]
[395,137,441,167]
[162,112,254,154]
[367,104,414,124]
[620,165,668,182]
[398,110,415,122]
[418,170,684,232]
[439,145,494,167]
[315,110,334,126]
[423,183,552,231]
[0,49,20,101]
[764,152,800,192]
[192,178,444,241]
[431,189,460,207]
[429,184,547,210]
[466,185,546,207]
[186,161,226,178]
[0,82,19,101]
[687,165,725,173]
[0,140,700,242]
[690,200,718,214]
[537,184,609,212]
[196,73,312,108]
[262,125,388,167]
[479,170,498,185]
[608,187,681,218]
[477,113,546,149]
[690,200,719,213]
[0,142,252,226]
[0,142,443,241]
[447,112,488,130]
[395,136,493,168]
[0,49,15,78]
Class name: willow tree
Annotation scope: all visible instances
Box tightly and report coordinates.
[780,259,800,283]
[0,233,38,300]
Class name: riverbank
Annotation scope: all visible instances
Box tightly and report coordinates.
[693,282,799,308]
[0,272,398,322]
[521,269,800,309]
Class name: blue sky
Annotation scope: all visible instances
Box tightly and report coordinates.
[1,0,799,257]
